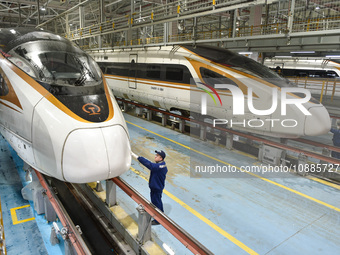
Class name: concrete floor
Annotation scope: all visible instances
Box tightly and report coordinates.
[1,112,340,254]
[0,137,64,255]
[120,113,340,255]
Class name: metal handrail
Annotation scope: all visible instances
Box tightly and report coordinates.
[112,176,213,255]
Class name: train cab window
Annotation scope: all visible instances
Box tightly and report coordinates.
[200,67,238,89]
[146,64,161,79]
[326,71,338,78]
[164,64,192,84]
[0,73,9,96]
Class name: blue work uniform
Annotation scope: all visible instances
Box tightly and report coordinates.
[331,128,340,159]
[138,157,168,212]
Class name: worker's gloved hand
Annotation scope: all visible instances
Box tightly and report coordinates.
[131,151,139,159]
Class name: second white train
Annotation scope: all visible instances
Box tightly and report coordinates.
[90,45,331,138]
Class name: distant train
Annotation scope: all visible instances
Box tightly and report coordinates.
[0,28,131,183]
[90,45,331,138]
[264,57,340,78]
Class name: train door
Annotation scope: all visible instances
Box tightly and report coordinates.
[128,54,138,89]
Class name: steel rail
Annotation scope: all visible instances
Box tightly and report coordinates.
[34,170,91,255]
[112,176,213,255]
[117,98,340,164]
[295,137,340,153]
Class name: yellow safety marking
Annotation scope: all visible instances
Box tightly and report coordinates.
[307,177,340,190]
[127,120,340,213]
[10,205,35,225]
[130,167,258,254]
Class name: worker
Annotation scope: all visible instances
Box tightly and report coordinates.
[131,150,168,225]
[331,120,340,159]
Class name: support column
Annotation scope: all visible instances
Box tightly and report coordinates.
[226,132,233,150]
[98,0,105,48]
[249,5,262,35]
[164,22,169,44]
[232,9,238,38]
[287,0,296,34]
[106,180,117,207]
[136,205,151,244]
[18,3,21,26]
[179,119,185,133]
[200,125,206,141]
[192,17,197,41]
[297,153,308,176]
[37,0,40,26]
[79,2,85,47]
[123,102,129,112]
[161,113,168,127]
[66,14,70,38]
[146,109,152,121]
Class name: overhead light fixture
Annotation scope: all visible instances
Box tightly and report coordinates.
[275,56,293,58]
[290,51,315,54]
[326,55,340,58]
[239,52,253,55]
[315,6,320,10]
[40,7,46,11]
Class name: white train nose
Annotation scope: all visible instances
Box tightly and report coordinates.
[62,125,131,183]
[304,106,331,136]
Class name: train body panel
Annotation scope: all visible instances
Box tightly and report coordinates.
[0,28,131,183]
[91,45,331,138]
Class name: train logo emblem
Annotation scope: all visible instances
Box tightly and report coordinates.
[197,82,223,107]
[82,103,101,115]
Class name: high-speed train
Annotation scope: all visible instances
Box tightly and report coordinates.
[90,45,331,138]
[264,57,340,78]
[0,28,131,183]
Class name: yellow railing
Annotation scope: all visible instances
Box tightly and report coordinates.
[291,77,340,103]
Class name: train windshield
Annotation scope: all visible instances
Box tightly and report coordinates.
[183,45,294,87]
[7,40,101,86]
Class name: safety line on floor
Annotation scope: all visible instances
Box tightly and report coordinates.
[129,166,258,255]
[307,177,340,190]
[126,120,340,213]
[10,205,35,225]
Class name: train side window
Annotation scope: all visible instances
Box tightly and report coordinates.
[106,63,129,76]
[146,64,161,79]
[200,67,238,89]
[164,64,192,84]
[97,62,106,73]
[0,73,9,96]
[165,66,183,82]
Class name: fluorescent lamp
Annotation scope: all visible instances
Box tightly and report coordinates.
[275,56,293,58]
[326,55,340,58]
[290,51,315,54]
[239,52,253,55]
